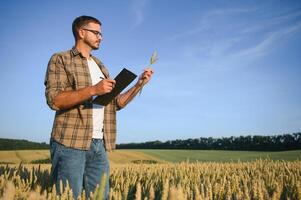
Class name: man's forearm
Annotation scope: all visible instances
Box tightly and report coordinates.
[53,78,117,110]
[53,86,96,110]
[117,83,143,108]
[117,68,153,108]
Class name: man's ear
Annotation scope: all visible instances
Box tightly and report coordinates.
[78,29,85,39]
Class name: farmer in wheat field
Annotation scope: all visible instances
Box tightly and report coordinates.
[44,15,153,199]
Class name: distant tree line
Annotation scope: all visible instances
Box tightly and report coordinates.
[0,138,49,150]
[117,133,301,151]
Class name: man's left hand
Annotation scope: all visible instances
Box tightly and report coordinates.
[137,67,154,87]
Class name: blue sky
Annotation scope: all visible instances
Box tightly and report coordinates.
[0,0,300,143]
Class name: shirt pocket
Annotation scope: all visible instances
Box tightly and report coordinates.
[65,65,78,90]
[73,63,92,89]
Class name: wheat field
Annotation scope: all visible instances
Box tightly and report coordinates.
[1,149,301,165]
[1,159,301,200]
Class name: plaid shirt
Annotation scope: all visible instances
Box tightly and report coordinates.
[45,48,124,151]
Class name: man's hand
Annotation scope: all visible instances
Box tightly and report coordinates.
[92,79,116,96]
[117,68,154,108]
[136,68,154,87]
[52,78,115,110]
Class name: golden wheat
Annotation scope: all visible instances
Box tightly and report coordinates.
[0,159,300,200]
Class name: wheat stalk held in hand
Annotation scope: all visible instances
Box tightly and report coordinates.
[139,50,158,95]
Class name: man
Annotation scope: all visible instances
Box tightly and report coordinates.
[44,15,153,199]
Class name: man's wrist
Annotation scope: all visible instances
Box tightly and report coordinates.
[135,79,145,88]
[89,85,96,96]
[135,83,143,91]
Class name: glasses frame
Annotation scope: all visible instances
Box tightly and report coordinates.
[82,28,102,37]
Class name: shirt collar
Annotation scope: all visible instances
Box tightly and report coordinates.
[71,47,109,78]
[71,47,90,58]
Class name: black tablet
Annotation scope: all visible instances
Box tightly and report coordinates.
[92,68,137,106]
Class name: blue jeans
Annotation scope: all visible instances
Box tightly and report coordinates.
[50,139,110,199]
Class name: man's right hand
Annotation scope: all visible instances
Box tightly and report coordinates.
[52,79,115,111]
[92,79,116,96]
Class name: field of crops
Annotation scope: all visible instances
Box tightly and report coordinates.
[1,150,301,199]
[1,159,301,199]
[136,149,301,163]
[1,149,301,164]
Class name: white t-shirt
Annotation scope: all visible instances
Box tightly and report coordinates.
[87,58,105,139]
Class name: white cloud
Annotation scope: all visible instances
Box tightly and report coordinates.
[233,21,301,59]
[171,8,301,70]
[131,0,149,28]
[169,7,257,41]
[240,9,301,34]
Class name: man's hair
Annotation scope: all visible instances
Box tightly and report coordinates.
[72,15,102,40]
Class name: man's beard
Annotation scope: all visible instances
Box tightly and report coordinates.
[85,39,100,50]
[90,42,100,50]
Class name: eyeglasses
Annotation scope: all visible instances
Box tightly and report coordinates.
[82,28,102,37]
